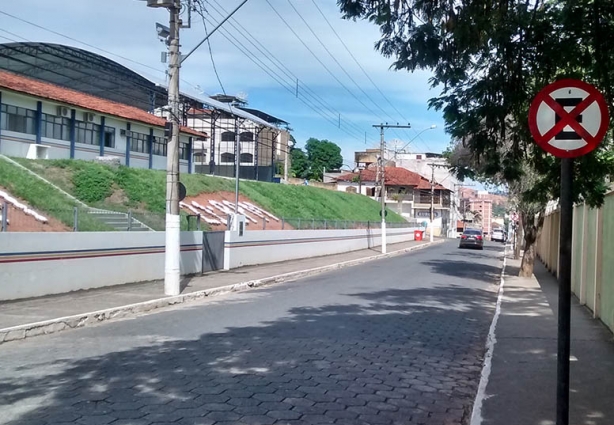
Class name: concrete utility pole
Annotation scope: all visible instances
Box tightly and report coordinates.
[165,1,182,296]
[430,166,435,242]
[373,123,412,254]
[234,118,241,213]
[141,0,183,296]
[427,162,450,241]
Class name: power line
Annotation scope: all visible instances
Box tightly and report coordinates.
[307,0,418,144]
[194,9,366,143]
[204,0,372,141]
[265,0,392,136]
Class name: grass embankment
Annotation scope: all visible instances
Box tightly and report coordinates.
[0,158,110,231]
[10,158,405,230]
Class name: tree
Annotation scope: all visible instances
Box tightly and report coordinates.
[305,138,343,181]
[338,0,614,276]
[290,147,309,179]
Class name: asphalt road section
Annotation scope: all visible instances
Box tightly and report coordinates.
[0,241,504,425]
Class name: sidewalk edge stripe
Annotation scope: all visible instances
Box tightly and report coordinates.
[0,239,444,344]
[470,244,509,425]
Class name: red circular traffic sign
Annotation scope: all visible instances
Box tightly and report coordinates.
[528,79,609,158]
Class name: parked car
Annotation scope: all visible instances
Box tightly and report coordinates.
[459,228,484,250]
[492,229,506,243]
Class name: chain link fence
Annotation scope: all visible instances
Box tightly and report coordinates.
[0,202,420,233]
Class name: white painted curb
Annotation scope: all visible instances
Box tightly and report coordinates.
[470,244,510,425]
[0,239,444,344]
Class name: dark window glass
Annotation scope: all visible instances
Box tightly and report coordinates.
[221,131,235,142]
[152,136,167,156]
[221,152,235,163]
[41,113,71,141]
[179,143,189,160]
[127,131,150,154]
[104,126,115,148]
[0,104,36,135]
[240,131,254,142]
[75,121,100,145]
[240,152,253,163]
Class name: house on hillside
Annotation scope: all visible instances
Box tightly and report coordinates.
[336,166,452,236]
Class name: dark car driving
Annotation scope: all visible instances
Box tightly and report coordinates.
[459,228,484,250]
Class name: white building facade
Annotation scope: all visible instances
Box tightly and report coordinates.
[0,71,205,173]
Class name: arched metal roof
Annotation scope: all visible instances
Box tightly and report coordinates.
[0,42,189,112]
[0,42,286,130]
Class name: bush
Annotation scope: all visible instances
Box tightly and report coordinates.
[73,165,114,203]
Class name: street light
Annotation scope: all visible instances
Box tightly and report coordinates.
[396,125,437,154]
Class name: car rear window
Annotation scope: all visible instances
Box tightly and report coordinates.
[464,229,482,235]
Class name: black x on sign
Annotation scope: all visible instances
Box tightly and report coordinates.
[528,79,609,158]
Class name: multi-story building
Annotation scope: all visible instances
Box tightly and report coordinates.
[185,95,291,182]
[468,198,493,236]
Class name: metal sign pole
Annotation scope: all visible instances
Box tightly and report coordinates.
[557,157,573,425]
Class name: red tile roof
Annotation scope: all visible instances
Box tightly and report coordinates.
[337,166,448,190]
[0,70,206,139]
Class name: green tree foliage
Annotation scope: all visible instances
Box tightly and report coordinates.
[305,138,343,181]
[338,0,614,275]
[290,147,310,179]
[290,138,344,181]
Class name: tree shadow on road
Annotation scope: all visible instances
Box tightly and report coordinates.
[0,285,500,425]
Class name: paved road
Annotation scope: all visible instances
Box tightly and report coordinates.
[0,241,504,425]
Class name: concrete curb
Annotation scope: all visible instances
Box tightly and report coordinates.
[0,239,445,344]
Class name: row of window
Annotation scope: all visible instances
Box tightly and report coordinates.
[125,130,188,160]
[220,153,254,163]
[221,131,255,142]
[1,104,189,160]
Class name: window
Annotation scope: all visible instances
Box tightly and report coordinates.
[127,131,150,154]
[152,136,166,156]
[0,104,36,135]
[240,131,254,142]
[221,152,235,163]
[221,131,235,142]
[239,153,253,163]
[193,151,207,163]
[75,121,100,145]
[41,113,70,141]
[104,126,115,148]
[345,186,357,193]
[179,142,189,160]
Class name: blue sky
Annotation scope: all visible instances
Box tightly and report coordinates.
[0,0,451,166]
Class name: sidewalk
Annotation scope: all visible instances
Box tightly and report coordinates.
[0,239,440,341]
[478,251,614,425]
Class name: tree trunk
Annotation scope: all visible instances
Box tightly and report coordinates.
[518,209,544,277]
[519,233,537,277]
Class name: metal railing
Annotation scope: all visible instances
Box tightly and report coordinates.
[0,202,420,233]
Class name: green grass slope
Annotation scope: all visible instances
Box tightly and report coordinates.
[9,158,405,229]
[0,158,110,231]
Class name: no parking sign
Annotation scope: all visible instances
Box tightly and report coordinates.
[528,79,609,158]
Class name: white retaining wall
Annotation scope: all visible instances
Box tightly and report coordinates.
[0,231,202,301]
[224,227,419,269]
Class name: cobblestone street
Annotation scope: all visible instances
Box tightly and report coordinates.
[0,242,503,425]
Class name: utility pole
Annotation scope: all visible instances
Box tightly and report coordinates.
[142,0,183,296]
[426,162,451,240]
[234,118,241,213]
[373,123,412,253]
